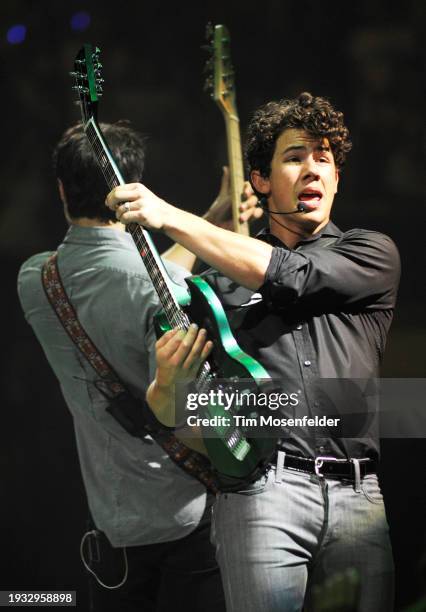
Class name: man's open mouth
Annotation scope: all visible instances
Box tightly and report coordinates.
[297,190,322,210]
[297,190,322,202]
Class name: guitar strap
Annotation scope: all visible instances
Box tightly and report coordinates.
[41,252,219,494]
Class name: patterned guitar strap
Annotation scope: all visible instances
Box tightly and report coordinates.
[42,252,219,494]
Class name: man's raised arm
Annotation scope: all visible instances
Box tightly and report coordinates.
[106,182,273,290]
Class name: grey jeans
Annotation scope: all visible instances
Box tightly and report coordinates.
[211,460,394,612]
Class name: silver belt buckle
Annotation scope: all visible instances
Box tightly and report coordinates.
[314,456,342,477]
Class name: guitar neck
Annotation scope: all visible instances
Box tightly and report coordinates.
[223,114,249,236]
[84,118,188,329]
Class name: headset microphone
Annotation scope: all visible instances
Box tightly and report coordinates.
[258,197,307,215]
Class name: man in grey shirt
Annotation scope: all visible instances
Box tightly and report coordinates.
[17,121,260,611]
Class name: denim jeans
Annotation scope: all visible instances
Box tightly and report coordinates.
[211,462,394,612]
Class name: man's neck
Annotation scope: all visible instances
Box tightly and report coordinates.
[270,218,329,249]
[70,217,125,231]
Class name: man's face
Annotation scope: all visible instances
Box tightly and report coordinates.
[251,128,339,231]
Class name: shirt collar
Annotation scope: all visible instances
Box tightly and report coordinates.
[62,224,135,248]
[256,220,342,248]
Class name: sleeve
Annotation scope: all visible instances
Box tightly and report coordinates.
[261,230,401,312]
[17,252,54,322]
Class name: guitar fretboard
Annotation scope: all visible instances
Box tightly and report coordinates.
[225,115,248,235]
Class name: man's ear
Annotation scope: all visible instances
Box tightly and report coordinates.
[250,170,270,195]
[57,179,67,204]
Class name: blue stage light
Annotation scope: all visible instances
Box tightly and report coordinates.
[70,11,91,32]
[7,24,27,44]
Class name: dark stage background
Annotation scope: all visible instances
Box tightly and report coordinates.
[2,1,425,610]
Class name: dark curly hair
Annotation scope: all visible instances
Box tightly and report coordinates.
[245,92,352,181]
[53,121,146,222]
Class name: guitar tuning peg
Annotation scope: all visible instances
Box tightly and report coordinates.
[70,74,83,82]
[96,77,105,84]
[72,85,89,93]
[95,46,101,54]
[96,85,103,93]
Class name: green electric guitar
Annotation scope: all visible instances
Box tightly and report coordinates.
[204,23,249,236]
[71,44,275,478]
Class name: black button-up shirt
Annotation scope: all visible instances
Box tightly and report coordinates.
[203,221,400,461]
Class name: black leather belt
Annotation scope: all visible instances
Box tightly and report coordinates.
[274,453,377,480]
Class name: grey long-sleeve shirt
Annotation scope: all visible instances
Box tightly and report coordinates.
[18,225,206,547]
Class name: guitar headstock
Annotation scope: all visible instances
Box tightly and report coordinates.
[71,44,104,126]
[204,24,237,118]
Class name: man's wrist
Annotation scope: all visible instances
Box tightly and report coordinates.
[146,380,176,427]
[161,202,185,235]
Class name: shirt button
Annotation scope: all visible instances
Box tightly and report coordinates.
[296,324,302,330]
[319,446,326,453]
[304,360,311,367]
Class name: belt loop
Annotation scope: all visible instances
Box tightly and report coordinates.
[275,450,285,483]
[351,458,361,493]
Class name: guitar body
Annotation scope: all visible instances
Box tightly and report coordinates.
[155,275,276,478]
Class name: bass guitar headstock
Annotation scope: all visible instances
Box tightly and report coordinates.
[70,43,104,126]
[204,23,237,119]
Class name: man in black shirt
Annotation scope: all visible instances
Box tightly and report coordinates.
[106,92,400,612]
